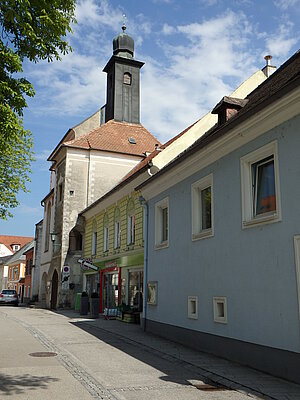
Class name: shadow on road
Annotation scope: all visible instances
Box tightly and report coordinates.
[69,318,262,397]
[0,373,58,396]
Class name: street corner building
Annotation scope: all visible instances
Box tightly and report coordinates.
[36,26,161,310]
[138,50,300,384]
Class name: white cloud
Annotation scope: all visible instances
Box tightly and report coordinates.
[35,150,52,161]
[162,23,176,35]
[274,0,300,9]
[152,0,172,3]
[141,11,258,141]
[263,22,298,58]
[19,204,42,216]
[23,3,299,144]
[75,0,124,29]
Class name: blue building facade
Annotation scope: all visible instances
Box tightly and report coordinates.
[139,51,300,383]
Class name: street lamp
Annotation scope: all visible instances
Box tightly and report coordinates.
[50,233,56,243]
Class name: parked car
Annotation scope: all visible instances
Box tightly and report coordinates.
[0,289,18,306]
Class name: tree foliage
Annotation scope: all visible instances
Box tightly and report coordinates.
[0,0,76,219]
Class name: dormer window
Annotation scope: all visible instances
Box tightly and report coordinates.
[123,72,131,85]
[12,244,20,252]
[212,96,248,126]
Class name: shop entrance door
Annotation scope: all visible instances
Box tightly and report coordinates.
[102,272,119,311]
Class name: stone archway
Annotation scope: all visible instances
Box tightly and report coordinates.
[50,269,58,310]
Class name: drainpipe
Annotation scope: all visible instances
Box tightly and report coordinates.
[139,195,148,331]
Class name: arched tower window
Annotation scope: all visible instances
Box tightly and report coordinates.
[123,72,132,85]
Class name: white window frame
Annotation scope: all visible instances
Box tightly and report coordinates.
[240,141,281,228]
[213,296,227,324]
[91,220,97,256]
[127,199,135,246]
[155,197,169,249]
[92,231,97,256]
[188,296,198,319]
[114,220,121,249]
[191,174,213,240]
[127,214,135,245]
[103,225,109,252]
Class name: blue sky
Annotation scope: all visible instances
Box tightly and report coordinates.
[1,0,299,237]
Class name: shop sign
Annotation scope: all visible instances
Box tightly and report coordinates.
[78,258,98,271]
[104,261,117,269]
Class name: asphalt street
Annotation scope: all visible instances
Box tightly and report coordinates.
[0,307,299,400]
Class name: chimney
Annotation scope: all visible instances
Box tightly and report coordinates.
[262,55,276,77]
[212,96,248,126]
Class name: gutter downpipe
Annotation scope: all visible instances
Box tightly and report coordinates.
[142,200,148,331]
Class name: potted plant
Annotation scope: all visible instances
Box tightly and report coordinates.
[80,291,89,315]
[90,291,100,318]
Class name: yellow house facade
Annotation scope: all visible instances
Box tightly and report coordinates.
[81,167,147,315]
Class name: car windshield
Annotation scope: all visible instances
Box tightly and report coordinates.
[1,290,16,295]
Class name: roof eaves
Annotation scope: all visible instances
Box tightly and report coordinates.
[41,188,54,206]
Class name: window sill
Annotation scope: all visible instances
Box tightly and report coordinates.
[192,229,213,241]
[214,318,227,324]
[155,241,169,250]
[188,314,198,320]
[242,212,280,228]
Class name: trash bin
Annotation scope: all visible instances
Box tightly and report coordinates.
[75,293,81,312]
[80,292,89,315]
[90,293,100,318]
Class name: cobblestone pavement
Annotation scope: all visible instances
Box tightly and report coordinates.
[1,307,300,400]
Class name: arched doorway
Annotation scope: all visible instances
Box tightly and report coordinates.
[50,269,58,310]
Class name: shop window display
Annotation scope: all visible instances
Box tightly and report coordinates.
[128,270,143,311]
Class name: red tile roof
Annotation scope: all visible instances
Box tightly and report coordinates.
[63,120,161,157]
[0,235,34,253]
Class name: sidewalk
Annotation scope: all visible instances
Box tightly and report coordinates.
[59,310,300,400]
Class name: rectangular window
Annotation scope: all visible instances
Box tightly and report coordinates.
[92,231,97,256]
[155,197,169,249]
[127,215,135,245]
[162,207,168,242]
[252,156,276,216]
[213,297,227,324]
[104,226,109,252]
[191,174,213,240]
[188,296,198,319]
[201,186,212,230]
[241,141,280,227]
[114,221,121,249]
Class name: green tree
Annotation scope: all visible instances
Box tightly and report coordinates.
[0,0,76,219]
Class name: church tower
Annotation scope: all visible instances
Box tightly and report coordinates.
[103,24,144,124]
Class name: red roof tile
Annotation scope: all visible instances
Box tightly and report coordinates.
[0,235,34,253]
[63,120,161,157]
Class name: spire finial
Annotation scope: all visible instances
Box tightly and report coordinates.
[122,14,126,32]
